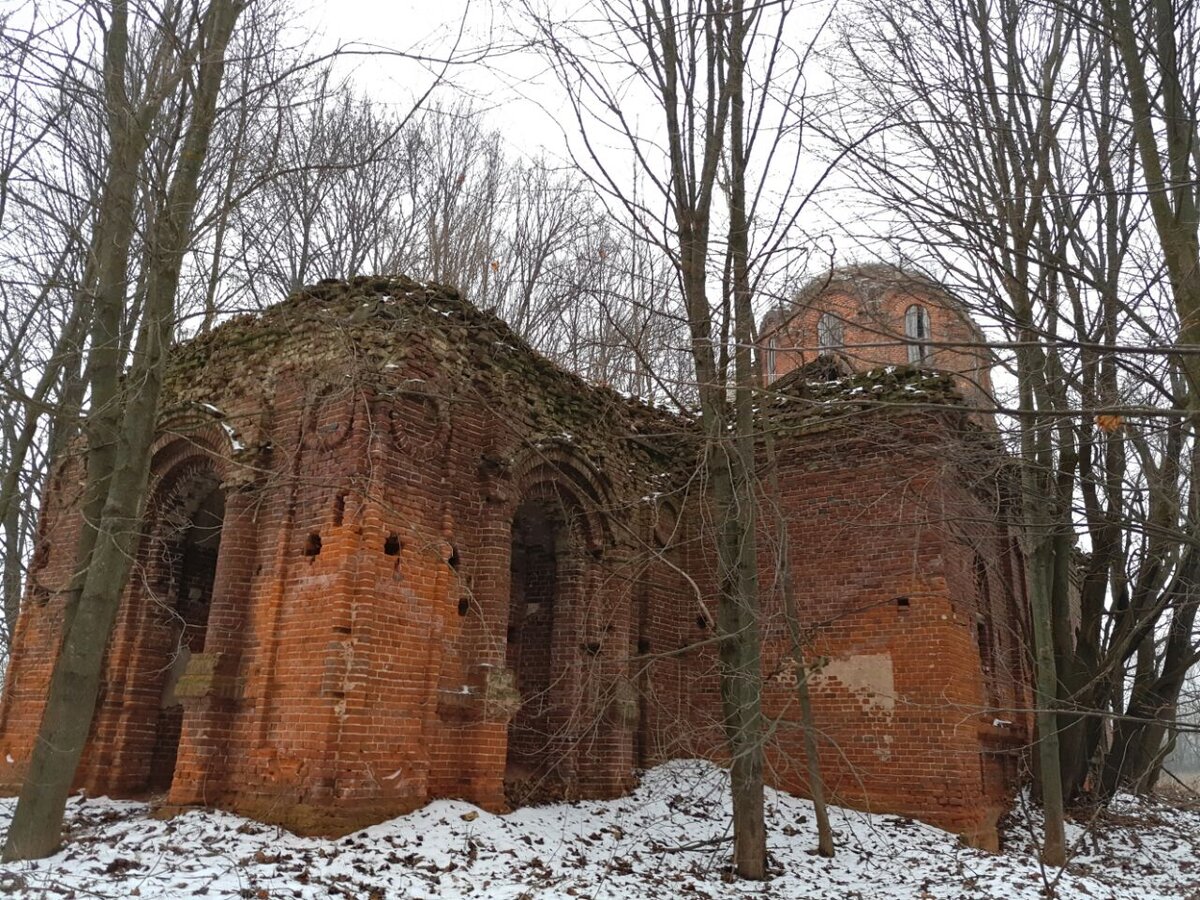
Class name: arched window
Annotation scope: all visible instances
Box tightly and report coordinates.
[817,312,843,352]
[764,336,778,382]
[905,304,931,364]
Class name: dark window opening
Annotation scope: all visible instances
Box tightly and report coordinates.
[817,312,844,352]
[905,304,931,364]
[304,532,322,557]
[506,496,565,802]
[383,533,401,556]
[148,480,224,794]
[975,554,1001,709]
[977,620,994,678]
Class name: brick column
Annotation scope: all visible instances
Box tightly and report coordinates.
[578,542,637,797]
[545,534,585,794]
[454,510,513,809]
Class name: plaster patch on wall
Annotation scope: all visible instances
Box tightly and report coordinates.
[813,652,895,713]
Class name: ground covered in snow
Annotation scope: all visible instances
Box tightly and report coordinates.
[0,761,1197,898]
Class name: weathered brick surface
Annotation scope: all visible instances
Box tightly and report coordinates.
[761,264,995,411]
[760,407,1030,847]
[0,275,1029,848]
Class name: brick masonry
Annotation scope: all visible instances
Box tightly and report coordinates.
[761,263,996,411]
[0,274,1031,849]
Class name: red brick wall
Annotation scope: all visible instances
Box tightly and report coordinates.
[762,270,995,410]
[637,409,1030,846]
[760,412,1029,844]
[0,279,1028,848]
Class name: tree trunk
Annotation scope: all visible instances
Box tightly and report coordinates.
[1026,533,1067,865]
[763,432,834,857]
[2,0,245,860]
[716,2,766,877]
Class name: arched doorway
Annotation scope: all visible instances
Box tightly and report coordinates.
[144,469,225,793]
[505,495,570,801]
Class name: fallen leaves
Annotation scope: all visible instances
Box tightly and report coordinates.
[0,763,1196,899]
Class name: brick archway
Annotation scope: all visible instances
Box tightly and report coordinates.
[506,443,614,552]
[97,455,227,796]
[503,479,593,804]
[143,468,225,792]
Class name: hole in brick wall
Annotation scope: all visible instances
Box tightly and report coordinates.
[457,597,469,616]
[637,638,651,654]
[896,595,910,608]
[332,624,351,634]
[332,493,346,526]
[31,541,50,572]
[449,545,461,569]
[696,614,709,630]
[304,532,322,557]
[31,585,50,607]
[383,533,401,556]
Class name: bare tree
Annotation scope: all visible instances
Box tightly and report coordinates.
[830,0,1200,861]
[2,0,249,860]
[516,0,832,877]
[1101,0,1200,793]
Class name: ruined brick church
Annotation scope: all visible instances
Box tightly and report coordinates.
[0,265,1032,848]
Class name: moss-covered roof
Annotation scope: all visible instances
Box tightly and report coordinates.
[160,275,985,496]
[162,276,692,489]
[762,363,967,432]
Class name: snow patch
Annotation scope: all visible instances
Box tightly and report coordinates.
[0,761,1195,898]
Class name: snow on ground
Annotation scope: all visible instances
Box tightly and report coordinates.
[0,760,1197,899]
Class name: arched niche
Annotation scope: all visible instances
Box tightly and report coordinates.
[130,455,227,794]
[503,476,597,803]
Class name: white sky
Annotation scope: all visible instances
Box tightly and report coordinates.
[304,0,573,157]
[302,1,844,178]
[311,1,868,272]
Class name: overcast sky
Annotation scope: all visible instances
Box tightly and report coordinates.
[293,0,907,306]
[304,0,571,156]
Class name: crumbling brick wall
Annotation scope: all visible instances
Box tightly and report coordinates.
[0,278,679,833]
[761,264,995,411]
[639,366,1032,847]
[0,276,1029,848]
